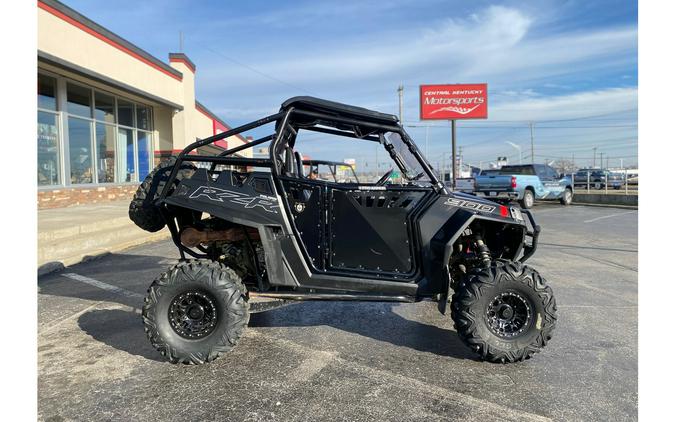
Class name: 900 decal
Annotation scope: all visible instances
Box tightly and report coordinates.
[443,197,495,213]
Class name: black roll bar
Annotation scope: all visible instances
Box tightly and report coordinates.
[158,103,445,203]
[158,111,285,200]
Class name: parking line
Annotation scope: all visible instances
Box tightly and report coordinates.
[583,210,636,223]
[62,273,144,300]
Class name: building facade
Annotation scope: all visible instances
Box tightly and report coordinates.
[37,0,247,208]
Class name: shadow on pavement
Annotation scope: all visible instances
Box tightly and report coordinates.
[249,301,477,360]
[77,309,165,362]
[40,252,475,362]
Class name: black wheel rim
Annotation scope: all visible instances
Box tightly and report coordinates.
[485,292,532,338]
[168,291,218,339]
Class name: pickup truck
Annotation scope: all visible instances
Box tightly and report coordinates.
[473,164,574,209]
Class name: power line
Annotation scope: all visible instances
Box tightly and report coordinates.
[532,153,637,159]
[202,46,316,95]
[403,109,637,126]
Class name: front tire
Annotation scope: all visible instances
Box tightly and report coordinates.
[451,261,557,363]
[142,260,249,364]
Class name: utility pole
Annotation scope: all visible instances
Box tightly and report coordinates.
[606,155,609,169]
[593,147,597,168]
[397,85,404,124]
[599,152,604,169]
[451,120,457,188]
[529,122,535,164]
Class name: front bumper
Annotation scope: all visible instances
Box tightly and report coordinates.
[519,209,541,263]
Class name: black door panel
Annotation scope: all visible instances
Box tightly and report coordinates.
[282,179,323,269]
[329,189,427,275]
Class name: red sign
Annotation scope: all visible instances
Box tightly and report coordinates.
[420,83,488,120]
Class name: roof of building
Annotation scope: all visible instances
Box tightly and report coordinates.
[40,0,243,142]
[39,0,183,81]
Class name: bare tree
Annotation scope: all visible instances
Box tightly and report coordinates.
[551,159,575,175]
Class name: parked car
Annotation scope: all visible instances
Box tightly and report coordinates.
[573,169,622,189]
[473,164,574,209]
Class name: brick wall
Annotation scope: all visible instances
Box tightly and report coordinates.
[38,185,138,209]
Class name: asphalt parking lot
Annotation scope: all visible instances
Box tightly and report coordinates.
[37,204,638,421]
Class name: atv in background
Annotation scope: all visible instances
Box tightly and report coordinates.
[129,96,557,364]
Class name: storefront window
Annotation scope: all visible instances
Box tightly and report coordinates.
[39,73,155,188]
[94,91,115,124]
[67,83,92,118]
[95,123,116,183]
[137,131,152,180]
[38,111,60,186]
[117,127,135,182]
[118,100,134,127]
[136,105,151,130]
[38,75,57,111]
[68,117,93,184]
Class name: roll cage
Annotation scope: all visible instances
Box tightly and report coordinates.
[157,96,445,203]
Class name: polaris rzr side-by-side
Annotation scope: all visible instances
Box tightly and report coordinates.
[129,97,557,364]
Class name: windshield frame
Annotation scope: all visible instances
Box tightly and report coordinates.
[381,131,436,183]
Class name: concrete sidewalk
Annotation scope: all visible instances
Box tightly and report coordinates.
[38,200,170,275]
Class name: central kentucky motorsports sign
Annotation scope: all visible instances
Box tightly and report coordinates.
[419,83,488,120]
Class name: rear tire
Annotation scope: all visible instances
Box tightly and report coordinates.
[559,188,573,205]
[450,261,557,363]
[129,157,196,232]
[142,260,249,364]
[519,189,534,209]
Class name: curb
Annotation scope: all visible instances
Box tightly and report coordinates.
[37,231,171,277]
[570,202,638,210]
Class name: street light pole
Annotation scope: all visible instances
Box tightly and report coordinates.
[505,141,522,164]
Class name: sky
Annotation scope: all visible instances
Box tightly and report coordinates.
[63,0,638,170]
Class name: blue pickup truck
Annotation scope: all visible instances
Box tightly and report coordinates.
[473,164,574,209]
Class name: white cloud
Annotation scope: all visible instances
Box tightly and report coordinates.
[199,5,635,92]
[488,87,637,121]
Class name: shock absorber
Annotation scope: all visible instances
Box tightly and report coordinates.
[473,235,492,267]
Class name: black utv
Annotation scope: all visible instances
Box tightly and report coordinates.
[129,97,557,364]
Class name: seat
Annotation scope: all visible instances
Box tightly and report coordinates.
[294,151,305,178]
[283,146,296,177]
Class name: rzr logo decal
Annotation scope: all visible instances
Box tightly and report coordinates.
[189,186,279,214]
[444,197,496,213]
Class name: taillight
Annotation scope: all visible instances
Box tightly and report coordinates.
[499,205,509,217]
[511,176,517,188]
